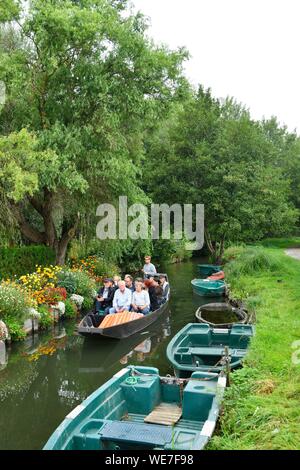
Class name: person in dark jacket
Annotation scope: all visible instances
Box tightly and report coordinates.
[95,278,115,314]
[144,279,162,311]
[159,275,169,302]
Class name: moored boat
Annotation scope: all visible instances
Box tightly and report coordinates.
[167,323,254,378]
[191,279,225,297]
[197,264,222,276]
[78,274,170,340]
[207,271,225,281]
[195,303,248,328]
[43,365,226,450]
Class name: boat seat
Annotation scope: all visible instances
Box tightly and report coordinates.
[189,347,247,357]
[99,421,173,447]
[190,346,227,356]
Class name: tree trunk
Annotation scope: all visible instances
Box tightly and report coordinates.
[11,193,79,266]
[55,239,69,266]
[55,222,79,266]
[205,230,225,264]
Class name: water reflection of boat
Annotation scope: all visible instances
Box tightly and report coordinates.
[79,311,171,374]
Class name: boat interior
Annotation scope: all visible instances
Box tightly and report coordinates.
[172,324,253,370]
[46,367,224,451]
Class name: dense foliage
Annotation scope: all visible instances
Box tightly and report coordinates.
[143,90,299,261]
[0,1,300,266]
[0,0,187,264]
[0,245,55,279]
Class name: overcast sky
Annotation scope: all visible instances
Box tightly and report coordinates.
[133,0,300,133]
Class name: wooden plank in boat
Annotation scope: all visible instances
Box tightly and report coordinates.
[144,403,182,426]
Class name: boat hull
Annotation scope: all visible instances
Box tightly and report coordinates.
[195,303,248,329]
[191,279,225,297]
[167,323,254,377]
[78,300,169,340]
[43,366,226,451]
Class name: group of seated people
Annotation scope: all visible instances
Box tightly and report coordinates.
[94,256,169,317]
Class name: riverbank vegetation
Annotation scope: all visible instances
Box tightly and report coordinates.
[0,255,120,341]
[210,242,300,449]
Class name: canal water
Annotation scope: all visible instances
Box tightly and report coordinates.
[0,258,222,450]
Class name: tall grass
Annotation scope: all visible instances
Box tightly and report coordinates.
[209,241,300,450]
[224,246,285,278]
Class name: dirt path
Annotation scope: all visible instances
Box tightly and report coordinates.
[285,248,300,260]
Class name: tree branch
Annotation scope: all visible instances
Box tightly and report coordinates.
[10,202,45,244]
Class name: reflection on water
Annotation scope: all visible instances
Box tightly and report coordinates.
[0,258,222,450]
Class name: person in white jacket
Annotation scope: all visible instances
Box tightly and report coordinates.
[109,281,132,314]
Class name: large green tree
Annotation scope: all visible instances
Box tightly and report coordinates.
[0,0,187,263]
[143,88,298,261]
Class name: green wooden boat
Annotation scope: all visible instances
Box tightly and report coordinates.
[191,279,225,297]
[197,264,222,276]
[43,366,226,450]
[167,323,254,378]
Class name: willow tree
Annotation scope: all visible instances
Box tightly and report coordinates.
[0,0,187,263]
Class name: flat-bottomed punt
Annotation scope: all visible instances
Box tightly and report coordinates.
[43,366,226,450]
[197,264,222,277]
[167,323,254,378]
[191,279,225,297]
[78,274,170,340]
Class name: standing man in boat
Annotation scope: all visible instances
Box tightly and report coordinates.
[109,281,132,314]
[142,256,157,278]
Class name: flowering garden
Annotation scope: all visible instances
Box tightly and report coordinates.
[0,256,119,342]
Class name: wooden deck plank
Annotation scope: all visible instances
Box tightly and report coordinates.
[144,403,182,426]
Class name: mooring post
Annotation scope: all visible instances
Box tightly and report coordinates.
[224,345,231,386]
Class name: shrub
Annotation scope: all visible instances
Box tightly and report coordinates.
[38,305,53,330]
[93,258,120,278]
[0,281,36,323]
[43,287,67,306]
[19,265,62,305]
[57,269,96,310]
[222,245,246,263]
[0,245,55,279]
[64,299,78,319]
[5,318,27,341]
[71,255,120,282]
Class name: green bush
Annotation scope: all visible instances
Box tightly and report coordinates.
[64,299,78,319]
[0,245,55,279]
[38,305,53,330]
[57,269,96,310]
[222,245,246,263]
[153,237,192,265]
[5,318,26,341]
[0,283,34,323]
[93,258,120,278]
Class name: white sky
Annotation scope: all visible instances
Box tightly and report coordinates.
[133,0,300,133]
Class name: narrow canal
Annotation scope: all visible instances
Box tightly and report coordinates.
[0,258,220,450]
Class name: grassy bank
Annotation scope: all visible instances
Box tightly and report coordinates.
[210,241,300,450]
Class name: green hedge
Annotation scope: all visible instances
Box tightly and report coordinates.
[0,245,56,279]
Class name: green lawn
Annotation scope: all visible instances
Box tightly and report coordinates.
[209,241,300,450]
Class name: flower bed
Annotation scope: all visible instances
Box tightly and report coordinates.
[0,255,120,341]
